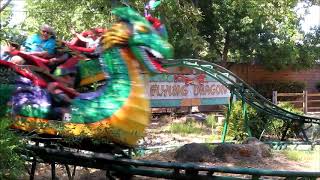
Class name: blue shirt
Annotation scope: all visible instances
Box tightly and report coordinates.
[24,34,56,55]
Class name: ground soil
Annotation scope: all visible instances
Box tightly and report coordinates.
[24,115,320,180]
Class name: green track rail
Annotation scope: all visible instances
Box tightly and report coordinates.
[165,59,320,125]
[26,144,320,180]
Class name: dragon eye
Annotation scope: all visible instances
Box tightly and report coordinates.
[135,25,149,33]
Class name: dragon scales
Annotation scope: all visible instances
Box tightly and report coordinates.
[5,7,173,146]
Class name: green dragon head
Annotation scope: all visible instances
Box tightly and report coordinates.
[102,7,173,73]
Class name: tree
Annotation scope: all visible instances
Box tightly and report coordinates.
[22,0,206,58]
[0,0,25,45]
[301,26,320,61]
[4,0,320,70]
[22,0,118,40]
[152,1,206,58]
[195,0,316,69]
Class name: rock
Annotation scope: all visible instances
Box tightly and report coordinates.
[242,137,262,144]
[213,138,271,162]
[242,137,272,158]
[174,143,215,162]
[186,113,207,123]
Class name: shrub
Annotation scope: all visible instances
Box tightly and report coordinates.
[204,114,218,129]
[226,101,269,141]
[226,100,303,141]
[266,102,304,139]
[0,85,14,116]
[0,117,26,179]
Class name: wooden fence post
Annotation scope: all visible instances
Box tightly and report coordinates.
[303,90,308,114]
[272,91,278,104]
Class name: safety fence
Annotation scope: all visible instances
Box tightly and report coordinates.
[272,91,320,114]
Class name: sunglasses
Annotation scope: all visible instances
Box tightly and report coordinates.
[41,30,51,34]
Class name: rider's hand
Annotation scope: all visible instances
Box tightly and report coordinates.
[3,45,15,52]
[70,28,77,35]
[48,58,58,65]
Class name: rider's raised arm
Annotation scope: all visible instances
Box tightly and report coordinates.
[71,29,91,44]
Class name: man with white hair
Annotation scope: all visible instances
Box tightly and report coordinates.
[10,24,57,65]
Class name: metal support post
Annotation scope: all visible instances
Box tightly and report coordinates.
[242,97,252,137]
[51,162,56,180]
[221,89,234,143]
[29,141,39,180]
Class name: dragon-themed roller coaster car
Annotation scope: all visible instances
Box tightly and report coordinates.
[0,7,173,147]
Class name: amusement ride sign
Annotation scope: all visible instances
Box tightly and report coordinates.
[147,74,231,107]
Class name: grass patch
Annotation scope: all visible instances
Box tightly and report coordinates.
[205,134,223,142]
[168,121,204,135]
[281,150,320,162]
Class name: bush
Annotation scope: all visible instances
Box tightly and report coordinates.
[266,102,304,139]
[204,114,218,129]
[226,101,269,141]
[0,85,14,116]
[253,81,306,99]
[226,100,303,141]
[0,117,26,179]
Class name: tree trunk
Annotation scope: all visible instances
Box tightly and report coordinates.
[221,31,230,67]
[0,0,13,12]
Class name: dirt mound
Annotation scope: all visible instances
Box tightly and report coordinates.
[213,137,271,162]
[174,143,215,162]
[174,138,271,163]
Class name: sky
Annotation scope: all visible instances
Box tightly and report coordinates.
[8,0,26,26]
[296,3,320,32]
[4,0,320,32]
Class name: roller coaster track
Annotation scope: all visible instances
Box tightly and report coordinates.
[19,59,320,179]
[25,141,320,180]
[165,59,320,125]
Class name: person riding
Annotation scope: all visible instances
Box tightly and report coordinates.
[47,40,73,72]
[9,24,57,65]
[71,28,103,49]
[0,41,21,61]
[66,27,105,58]
[144,0,168,40]
[47,71,79,121]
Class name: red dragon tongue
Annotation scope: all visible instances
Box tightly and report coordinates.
[151,58,168,73]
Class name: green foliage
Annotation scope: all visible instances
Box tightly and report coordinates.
[23,0,116,40]
[266,102,304,139]
[157,1,207,58]
[204,114,218,129]
[0,3,27,45]
[0,85,15,117]
[227,100,303,140]
[194,0,317,69]
[2,0,319,69]
[0,117,26,179]
[281,149,320,162]
[301,26,320,65]
[253,81,306,99]
[227,100,270,140]
[168,121,203,135]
